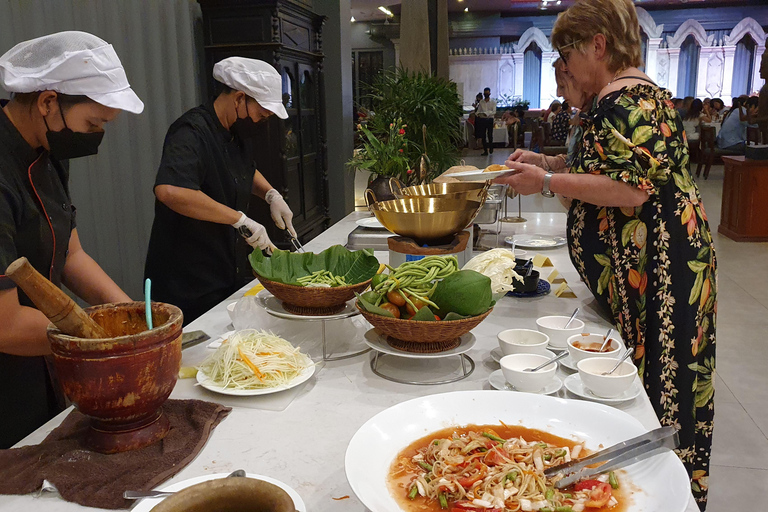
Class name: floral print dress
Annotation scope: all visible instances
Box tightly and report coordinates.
[567,83,716,510]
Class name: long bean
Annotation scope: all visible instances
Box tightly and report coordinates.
[373,256,459,308]
[297,270,348,287]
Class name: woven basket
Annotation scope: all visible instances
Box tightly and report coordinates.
[255,274,372,315]
[356,304,493,345]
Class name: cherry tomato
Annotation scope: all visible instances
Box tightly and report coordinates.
[387,290,406,306]
[406,296,427,316]
[585,482,612,508]
[573,479,602,492]
[456,461,487,488]
[379,302,401,318]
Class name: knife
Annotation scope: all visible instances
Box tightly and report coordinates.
[181,330,210,349]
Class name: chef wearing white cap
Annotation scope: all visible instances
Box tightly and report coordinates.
[144,57,294,324]
[0,31,144,447]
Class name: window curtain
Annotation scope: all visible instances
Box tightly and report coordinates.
[677,35,700,98]
[732,36,756,97]
[0,0,204,299]
[523,43,542,109]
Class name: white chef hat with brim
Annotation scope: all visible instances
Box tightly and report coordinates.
[0,31,144,114]
[213,57,288,120]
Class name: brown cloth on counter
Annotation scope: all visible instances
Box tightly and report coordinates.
[0,399,231,509]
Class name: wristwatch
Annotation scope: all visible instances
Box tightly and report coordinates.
[541,171,555,198]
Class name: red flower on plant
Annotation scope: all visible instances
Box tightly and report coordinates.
[399,149,404,153]
[399,129,405,135]
[407,169,414,174]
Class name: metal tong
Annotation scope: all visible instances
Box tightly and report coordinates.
[237,226,304,253]
[544,426,679,488]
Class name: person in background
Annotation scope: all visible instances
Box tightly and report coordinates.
[472,92,482,110]
[682,98,704,144]
[500,108,521,148]
[716,96,758,152]
[756,51,768,143]
[546,100,562,124]
[709,97,725,122]
[550,101,570,143]
[672,97,683,114]
[0,31,144,448]
[680,96,694,118]
[145,57,294,325]
[494,1,716,507]
[475,87,496,156]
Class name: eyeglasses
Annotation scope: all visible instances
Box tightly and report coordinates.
[557,40,582,65]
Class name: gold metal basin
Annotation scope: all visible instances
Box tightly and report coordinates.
[393,181,490,202]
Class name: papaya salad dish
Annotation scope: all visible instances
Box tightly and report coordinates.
[390,424,621,512]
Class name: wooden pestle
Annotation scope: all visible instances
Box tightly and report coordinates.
[5,257,108,338]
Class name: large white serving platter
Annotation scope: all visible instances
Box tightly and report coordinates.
[196,364,315,396]
[131,472,306,512]
[345,390,690,512]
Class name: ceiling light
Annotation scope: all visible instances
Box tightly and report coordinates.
[556,0,561,4]
[464,7,469,12]
[350,16,356,22]
[378,6,393,16]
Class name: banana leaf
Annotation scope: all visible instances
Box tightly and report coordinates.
[249,245,379,286]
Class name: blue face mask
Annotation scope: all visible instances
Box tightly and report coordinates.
[43,102,104,160]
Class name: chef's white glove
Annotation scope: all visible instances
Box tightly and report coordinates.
[232,212,276,253]
[264,188,297,238]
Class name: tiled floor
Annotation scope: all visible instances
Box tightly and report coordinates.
[461,146,768,511]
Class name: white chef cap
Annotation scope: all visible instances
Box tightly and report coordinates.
[0,31,144,114]
[213,57,288,120]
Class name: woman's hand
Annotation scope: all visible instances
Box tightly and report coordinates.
[493,161,547,195]
[506,149,545,167]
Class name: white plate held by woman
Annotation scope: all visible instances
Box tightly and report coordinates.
[131,472,307,512]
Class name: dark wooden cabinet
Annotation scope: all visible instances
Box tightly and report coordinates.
[719,156,768,242]
[198,0,329,247]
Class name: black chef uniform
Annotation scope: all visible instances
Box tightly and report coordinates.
[145,104,255,324]
[0,102,74,448]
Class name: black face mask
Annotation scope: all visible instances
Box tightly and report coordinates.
[230,100,261,142]
[44,104,104,160]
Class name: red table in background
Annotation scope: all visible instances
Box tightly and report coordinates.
[719,156,768,242]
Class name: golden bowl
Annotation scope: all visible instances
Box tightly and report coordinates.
[366,194,482,243]
[394,181,490,202]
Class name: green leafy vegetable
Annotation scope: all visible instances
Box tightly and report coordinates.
[410,305,437,321]
[355,292,395,318]
[249,245,379,286]
[430,270,493,318]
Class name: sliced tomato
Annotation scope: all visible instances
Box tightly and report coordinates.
[483,447,509,466]
[585,482,612,508]
[449,501,474,511]
[456,461,488,488]
[573,479,603,491]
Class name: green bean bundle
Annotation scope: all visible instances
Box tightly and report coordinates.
[373,256,459,310]
[297,270,348,287]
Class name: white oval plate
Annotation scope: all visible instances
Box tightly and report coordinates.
[196,363,315,397]
[509,234,567,248]
[364,330,476,359]
[491,347,555,363]
[563,373,643,404]
[345,390,690,512]
[356,217,385,229]
[489,369,562,395]
[448,169,514,181]
[256,289,360,321]
[131,472,307,512]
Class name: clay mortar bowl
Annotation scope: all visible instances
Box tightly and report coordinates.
[47,301,182,454]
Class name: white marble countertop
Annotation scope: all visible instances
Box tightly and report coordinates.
[3,211,697,512]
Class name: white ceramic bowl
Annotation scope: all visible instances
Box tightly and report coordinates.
[500,353,557,393]
[577,358,637,398]
[536,315,586,349]
[497,328,550,356]
[567,333,622,365]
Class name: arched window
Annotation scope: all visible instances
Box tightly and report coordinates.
[677,35,700,98]
[523,43,542,108]
[732,35,756,96]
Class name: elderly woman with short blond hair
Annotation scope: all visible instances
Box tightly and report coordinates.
[495,0,716,508]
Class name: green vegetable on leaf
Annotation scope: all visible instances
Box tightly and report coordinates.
[249,245,379,286]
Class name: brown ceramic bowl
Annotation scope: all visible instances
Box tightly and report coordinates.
[47,302,182,453]
[150,478,296,512]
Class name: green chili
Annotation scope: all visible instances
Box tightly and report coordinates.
[545,488,554,501]
[609,471,619,489]
[555,507,574,512]
[438,492,448,509]
[544,453,552,461]
[408,485,419,499]
[555,449,567,458]
[506,471,518,482]
[417,461,433,472]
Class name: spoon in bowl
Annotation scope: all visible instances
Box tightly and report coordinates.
[602,347,634,375]
[524,351,568,372]
[563,307,580,329]
[598,328,614,353]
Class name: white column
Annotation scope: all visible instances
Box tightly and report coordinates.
[667,48,680,98]
[512,53,525,101]
[752,45,766,95]
[722,45,736,105]
[645,38,662,84]
[540,51,558,108]
[392,38,401,68]
[697,47,717,99]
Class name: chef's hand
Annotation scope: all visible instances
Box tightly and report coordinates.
[493,161,547,195]
[507,149,546,167]
[232,212,277,253]
[264,189,297,238]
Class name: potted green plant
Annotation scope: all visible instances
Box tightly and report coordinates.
[361,68,464,183]
[347,118,411,201]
